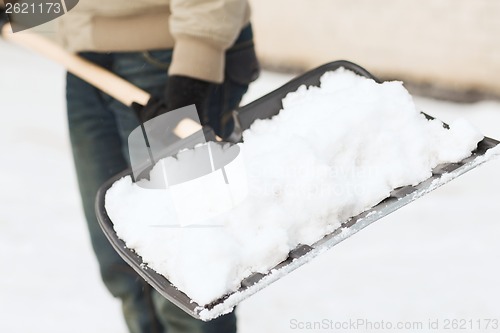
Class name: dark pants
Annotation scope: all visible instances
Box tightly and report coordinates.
[66,26,258,333]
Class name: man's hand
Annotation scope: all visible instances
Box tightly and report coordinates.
[136,75,210,124]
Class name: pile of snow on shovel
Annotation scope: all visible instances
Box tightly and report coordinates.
[105,68,483,305]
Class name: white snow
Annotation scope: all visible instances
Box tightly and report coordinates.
[2,37,500,333]
[105,68,485,307]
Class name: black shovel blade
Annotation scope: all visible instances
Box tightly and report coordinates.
[95,61,500,320]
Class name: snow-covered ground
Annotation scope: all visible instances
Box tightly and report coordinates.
[1,39,499,333]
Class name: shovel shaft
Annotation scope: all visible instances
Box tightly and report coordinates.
[1,23,150,107]
[1,23,217,140]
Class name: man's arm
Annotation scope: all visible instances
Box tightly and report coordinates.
[137,0,248,125]
[169,0,248,83]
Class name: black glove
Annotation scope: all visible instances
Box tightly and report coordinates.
[1,7,9,32]
[135,75,211,124]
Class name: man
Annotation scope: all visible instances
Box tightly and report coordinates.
[2,1,259,332]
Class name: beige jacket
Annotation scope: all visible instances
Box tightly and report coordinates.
[58,0,251,83]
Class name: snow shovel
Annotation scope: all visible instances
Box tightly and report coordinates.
[96,66,499,320]
[4,23,500,321]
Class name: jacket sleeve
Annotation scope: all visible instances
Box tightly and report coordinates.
[168,0,248,83]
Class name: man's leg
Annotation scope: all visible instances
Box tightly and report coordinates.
[66,52,164,333]
[68,26,257,331]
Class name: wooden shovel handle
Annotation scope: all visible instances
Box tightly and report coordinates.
[1,23,151,107]
[1,23,215,140]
